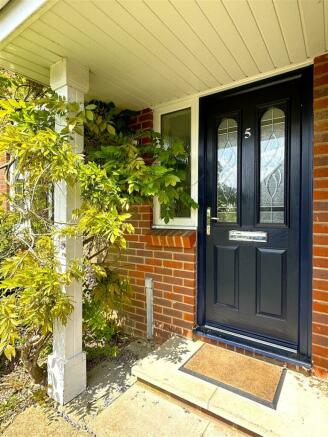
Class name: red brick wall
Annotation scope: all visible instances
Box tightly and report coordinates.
[121,108,196,341]
[313,52,328,378]
[120,205,197,342]
[118,108,197,341]
[124,82,328,379]
[129,107,153,131]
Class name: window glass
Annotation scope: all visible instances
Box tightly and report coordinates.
[260,107,286,224]
[217,118,238,223]
[161,108,191,218]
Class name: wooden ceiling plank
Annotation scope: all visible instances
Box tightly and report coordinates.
[47,5,167,102]
[88,73,148,110]
[222,0,274,72]
[13,35,61,63]
[6,43,52,68]
[197,0,259,77]
[1,49,49,76]
[299,0,325,57]
[55,0,187,100]
[273,0,307,63]
[29,20,150,108]
[36,12,158,105]
[248,0,290,68]
[119,0,216,89]
[172,0,245,80]
[0,53,49,84]
[145,0,231,85]
[96,0,205,92]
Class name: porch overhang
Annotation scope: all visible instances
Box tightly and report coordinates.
[0,0,327,109]
[1,0,328,404]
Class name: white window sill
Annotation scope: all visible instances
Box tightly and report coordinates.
[152,225,197,231]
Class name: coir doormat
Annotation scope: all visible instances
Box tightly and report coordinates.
[181,344,286,409]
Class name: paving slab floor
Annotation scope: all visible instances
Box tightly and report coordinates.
[3,405,89,437]
[3,382,243,437]
[91,382,243,437]
[3,338,243,437]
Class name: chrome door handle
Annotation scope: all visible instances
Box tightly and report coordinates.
[206,207,211,235]
[207,208,220,235]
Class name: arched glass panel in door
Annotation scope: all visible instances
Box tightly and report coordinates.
[217,118,238,223]
[260,107,286,224]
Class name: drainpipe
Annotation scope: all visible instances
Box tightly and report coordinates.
[145,276,154,339]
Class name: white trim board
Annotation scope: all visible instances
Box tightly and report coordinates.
[153,97,199,229]
[0,0,58,49]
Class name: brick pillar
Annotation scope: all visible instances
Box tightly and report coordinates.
[313,52,328,377]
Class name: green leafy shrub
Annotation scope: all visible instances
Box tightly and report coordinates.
[0,237,79,382]
[0,69,197,383]
[83,265,130,346]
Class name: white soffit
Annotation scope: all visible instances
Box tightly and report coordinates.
[0,1,10,11]
[0,0,327,109]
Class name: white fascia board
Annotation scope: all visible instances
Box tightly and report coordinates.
[0,0,58,49]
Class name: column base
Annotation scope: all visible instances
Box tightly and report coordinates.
[47,352,86,405]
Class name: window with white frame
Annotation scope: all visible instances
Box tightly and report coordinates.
[153,98,198,229]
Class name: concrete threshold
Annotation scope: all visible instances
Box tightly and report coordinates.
[132,336,328,437]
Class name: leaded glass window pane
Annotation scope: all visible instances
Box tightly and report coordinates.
[260,107,286,224]
[217,118,238,223]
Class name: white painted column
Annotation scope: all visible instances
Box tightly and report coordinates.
[47,59,89,405]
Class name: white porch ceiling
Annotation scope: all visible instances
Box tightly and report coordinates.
[0,0,327,109]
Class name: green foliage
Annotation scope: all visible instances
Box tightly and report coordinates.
[83,296,120,359]
[0,393,20,424]
[0,237,79,361]
[90,130,197,223]
[83,301,119,344]
[0,208,22,260]
[83,265,129,360]
[0,69,197,383]
[0,68,46,103]
[85,265,131,313]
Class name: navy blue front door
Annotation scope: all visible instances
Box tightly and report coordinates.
[202,75,307,351]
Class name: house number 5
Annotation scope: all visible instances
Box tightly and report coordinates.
[244,128,251,138]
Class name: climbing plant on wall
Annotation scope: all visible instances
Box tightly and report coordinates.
[0,70,197,383]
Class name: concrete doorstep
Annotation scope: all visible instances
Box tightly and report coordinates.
[132,336,328,437]
[3,338,241,437]
[91,381,242,437]
[4,337,328,436]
